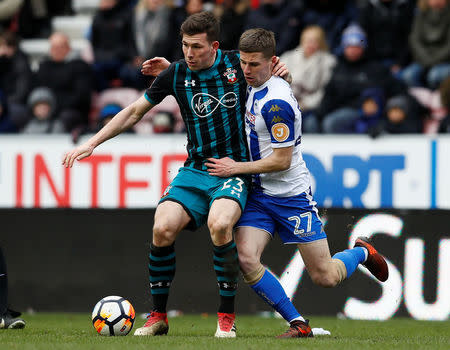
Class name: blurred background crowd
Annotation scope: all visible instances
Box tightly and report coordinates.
[0,0,449,140]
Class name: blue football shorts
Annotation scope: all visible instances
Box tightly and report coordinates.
[236,188,327,244]
[159,167,250,230]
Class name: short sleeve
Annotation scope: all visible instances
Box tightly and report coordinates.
[144,63,175,106]
[261,99,295,147]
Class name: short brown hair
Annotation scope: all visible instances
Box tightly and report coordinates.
[180,11,220,43]
[238,28,276,59]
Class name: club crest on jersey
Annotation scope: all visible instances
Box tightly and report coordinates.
[185,80,196,87]
[161,185,172,198]
[245,110,256,130]
[271,123,290,142]
[223,68,238,84]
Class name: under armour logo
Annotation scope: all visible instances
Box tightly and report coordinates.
[185,80,196,87]
[150,281,170,288]
[219,282,237,289]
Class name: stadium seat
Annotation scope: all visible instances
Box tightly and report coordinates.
[51,16,92,40]
[72,0,101,16]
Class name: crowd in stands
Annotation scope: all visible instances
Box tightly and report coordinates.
[0,0,449,139]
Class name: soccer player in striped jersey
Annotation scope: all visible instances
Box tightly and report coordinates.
[0,246,25,329]
[207,28,389,338]
[62,12,289,338]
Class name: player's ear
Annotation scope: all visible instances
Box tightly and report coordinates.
[212,41,219,51]
[271,56,278,65]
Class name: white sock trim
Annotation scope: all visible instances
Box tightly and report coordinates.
[362,247,369,262]
[289,315,305,323]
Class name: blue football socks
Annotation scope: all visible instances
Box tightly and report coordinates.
[251,269,302,323]
[333,247,367,278]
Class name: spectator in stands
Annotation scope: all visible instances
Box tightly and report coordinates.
[16,0,51,38]
[133,0,173,60]
[317,24,406,133]
[214,0,249,50]
[438,77,450,132]
[409,76,450,133]
[357,0,415,77]
[244,0,303,56]
[301,0,358,56]
[120,0,173,89]
[0,0,23,32]
[0,90,17,133]
[280,25,336,133]
[0,30,32,130]
[353,88,385,134]
[369,95,423,137]
[400,0,450,89]
[33,32,93,133]
[95,103,135,133]
[151,111,175,133]
[22,86,64,133]
[90,0,137,90]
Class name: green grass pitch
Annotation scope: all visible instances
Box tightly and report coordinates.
[1,313,448,350]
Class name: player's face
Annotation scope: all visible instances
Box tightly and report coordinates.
[182,33,219,71]
[239,51,275,87]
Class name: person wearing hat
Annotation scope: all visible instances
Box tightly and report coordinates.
[96,103,135,133]
[376,95,423,136]
[315,24,406,133]
[22,87,64,134]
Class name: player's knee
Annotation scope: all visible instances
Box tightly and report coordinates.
[309,269,339,288]
[208,217,232,237]
[238,251,260,274]
[153,221,176,246]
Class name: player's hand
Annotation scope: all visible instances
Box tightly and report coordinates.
[272,57,292,83]
[62,143,94,168]
[206,157,237,177]
[141,57,170,76]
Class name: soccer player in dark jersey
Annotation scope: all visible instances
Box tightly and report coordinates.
[62,11,289,338]
[0,246,26,329]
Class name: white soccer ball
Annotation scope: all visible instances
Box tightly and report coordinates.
[91,296,135,336]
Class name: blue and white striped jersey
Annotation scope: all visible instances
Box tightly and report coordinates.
[245,76,311,197]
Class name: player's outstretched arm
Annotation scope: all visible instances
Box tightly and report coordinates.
[206,147,293,177]
[62,95,153,168]
[141,57,171,76]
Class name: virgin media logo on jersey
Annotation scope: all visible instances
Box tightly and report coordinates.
[191,92,237,118]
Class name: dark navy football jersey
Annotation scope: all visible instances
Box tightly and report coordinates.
[145,49,249,171]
